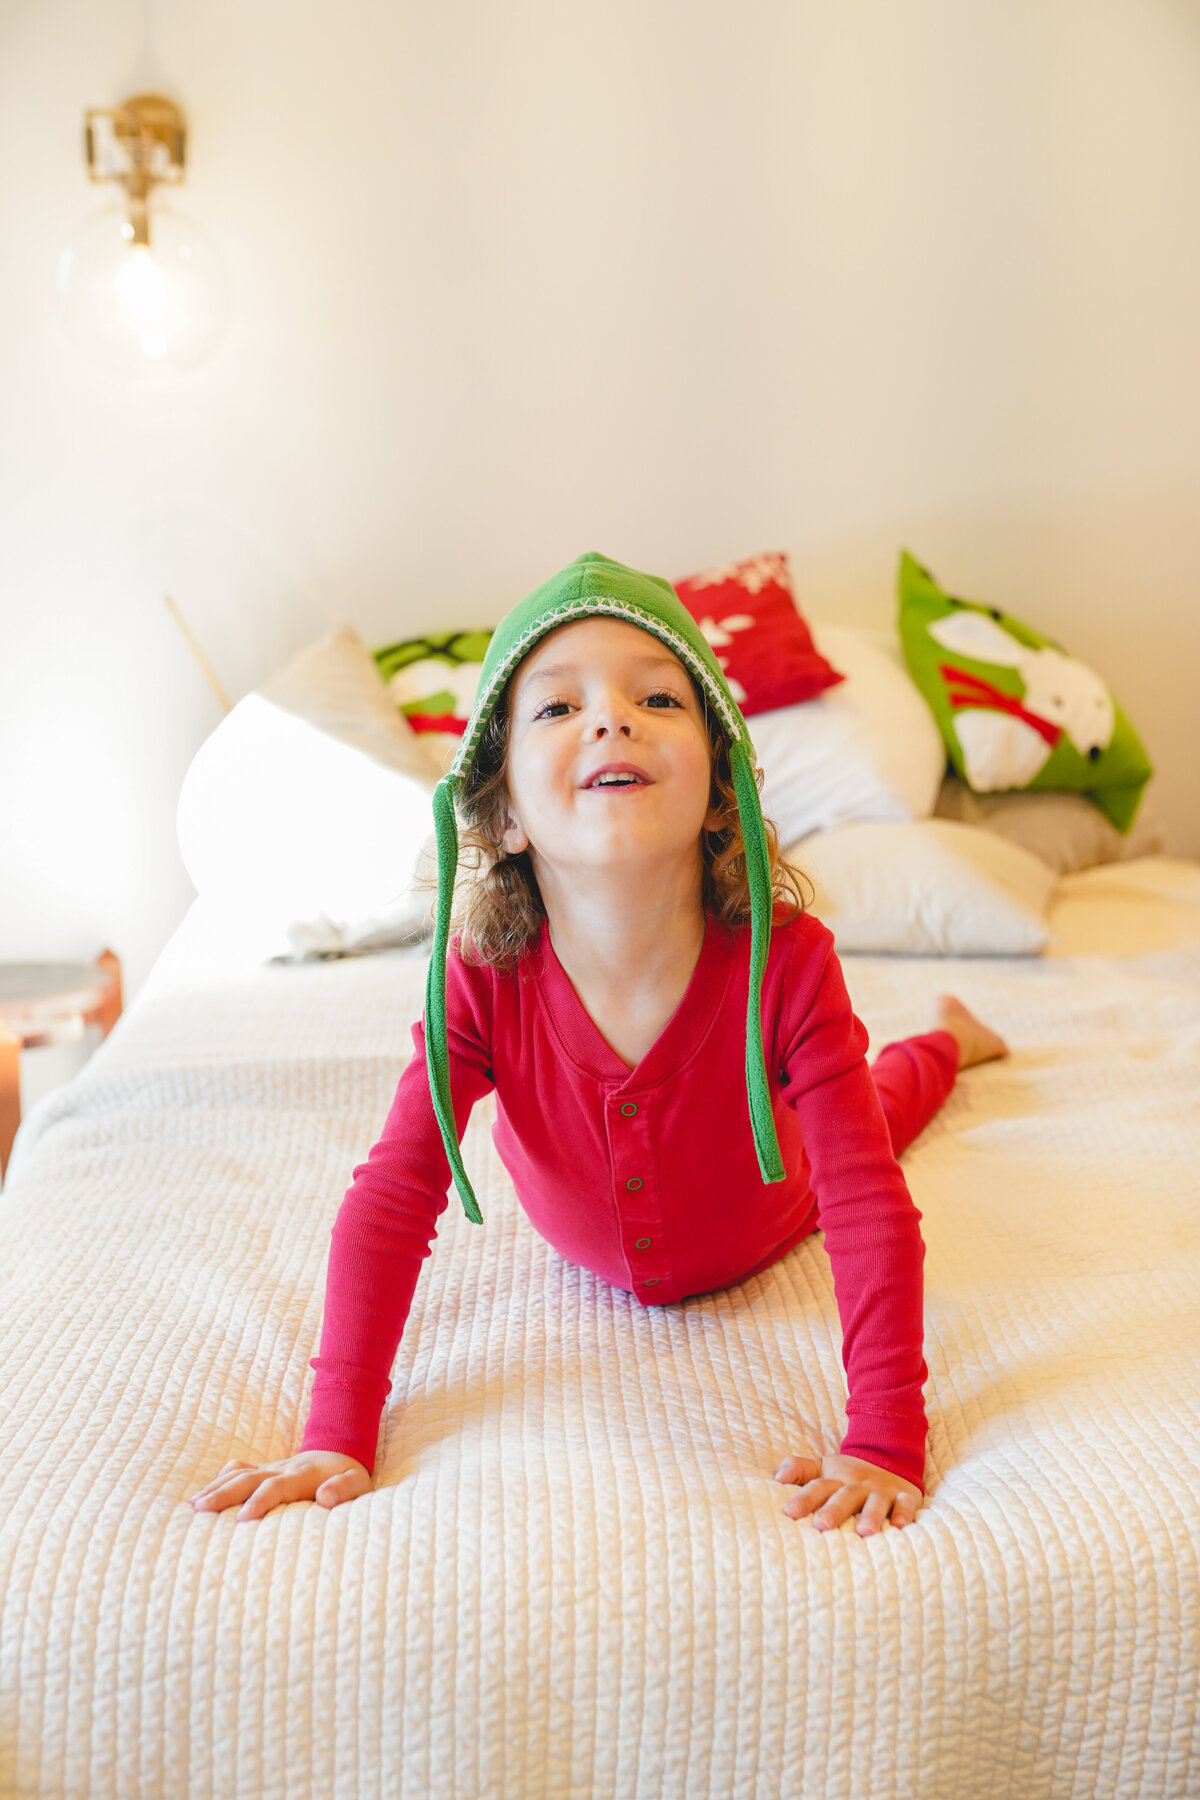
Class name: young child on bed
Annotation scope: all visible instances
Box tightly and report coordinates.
[190,551,1008,1536]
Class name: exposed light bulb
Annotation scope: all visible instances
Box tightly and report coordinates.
[115,244,169,359]
[56,199,232,377]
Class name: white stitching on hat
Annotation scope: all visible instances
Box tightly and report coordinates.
[448,595,745,780]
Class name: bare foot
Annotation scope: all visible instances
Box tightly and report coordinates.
[933,995,1010,1069]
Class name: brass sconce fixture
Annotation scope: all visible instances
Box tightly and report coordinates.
[57,90,231,376]
[84,92,187,248]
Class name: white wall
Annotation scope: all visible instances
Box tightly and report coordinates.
[3,0,1199,1022]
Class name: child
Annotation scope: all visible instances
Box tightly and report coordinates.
[190,552,1008,1536]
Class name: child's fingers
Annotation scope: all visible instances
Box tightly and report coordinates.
[237,1471,320,1522]
[192,1469,273,1511]
[315,1469,367,1508]
[810,1482,870,1532]
[782,1477,840,1520]
[190,1460,258,1502]
[890,1489,920,1528]
[190,1459,250,1497]
[774,1455,822,1486]
[855,1490,893,1536]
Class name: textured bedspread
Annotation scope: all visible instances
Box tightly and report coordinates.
[2,881,1200,1798]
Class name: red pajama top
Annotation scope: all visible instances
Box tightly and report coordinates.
[300,908,931,1489]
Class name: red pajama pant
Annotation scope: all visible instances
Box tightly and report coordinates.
[869,1027,960,1157]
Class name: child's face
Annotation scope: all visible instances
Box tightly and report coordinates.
[500,617,721,884]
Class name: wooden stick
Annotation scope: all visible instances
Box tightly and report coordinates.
[163,593,232,714]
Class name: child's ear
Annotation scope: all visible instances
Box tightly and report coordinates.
[501,810,530,856]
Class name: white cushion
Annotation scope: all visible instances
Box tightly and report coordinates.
[177,626,438,942]
[784,818,1058,955]
[751,624,947,845]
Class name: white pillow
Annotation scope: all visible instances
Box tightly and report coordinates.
[783,818,1057,955]
[177,626,438,941]
[751,624,947,844]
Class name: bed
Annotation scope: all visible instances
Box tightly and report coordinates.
[2,852,1199,1799]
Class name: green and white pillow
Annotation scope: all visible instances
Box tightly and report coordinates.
[372,629,493,776]
[897,551,1153,832]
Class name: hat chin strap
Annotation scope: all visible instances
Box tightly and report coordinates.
[426,775,485,1224]
[729,739,787,1184]
[427,748,786,1226]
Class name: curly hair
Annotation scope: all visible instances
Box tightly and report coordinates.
[414,668,812,970]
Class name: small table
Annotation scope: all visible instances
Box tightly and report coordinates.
[0,950,123,1183]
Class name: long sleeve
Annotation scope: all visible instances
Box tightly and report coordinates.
[778,927,930,1491]
[299,946,497,1475]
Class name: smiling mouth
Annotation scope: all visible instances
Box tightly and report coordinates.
[584,776,653,791]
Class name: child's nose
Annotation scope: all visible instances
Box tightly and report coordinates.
[589,690,637,736]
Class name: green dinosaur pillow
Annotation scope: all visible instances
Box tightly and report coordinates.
[897,551,1152,831]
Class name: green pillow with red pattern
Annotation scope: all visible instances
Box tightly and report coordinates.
[897,550,1152,831]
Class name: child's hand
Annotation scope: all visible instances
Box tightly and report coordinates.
[773,1452,923,1535]
[189,1451,371,1522]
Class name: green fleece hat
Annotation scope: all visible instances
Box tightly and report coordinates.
[426,550,787,1224]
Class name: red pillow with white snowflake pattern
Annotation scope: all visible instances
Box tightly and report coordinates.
[672,551,844,716]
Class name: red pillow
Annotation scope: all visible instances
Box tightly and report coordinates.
[672,550,844,716]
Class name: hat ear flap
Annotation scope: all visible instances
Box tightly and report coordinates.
[425,776,485,1224]
[729,740,786,1184]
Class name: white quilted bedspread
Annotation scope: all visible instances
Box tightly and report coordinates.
[2,870,1200,1799]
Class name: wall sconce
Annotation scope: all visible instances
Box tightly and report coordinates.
[56,92,232,377]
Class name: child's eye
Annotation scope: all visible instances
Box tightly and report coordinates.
[644,689,683,708]
[533,698,571,719]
